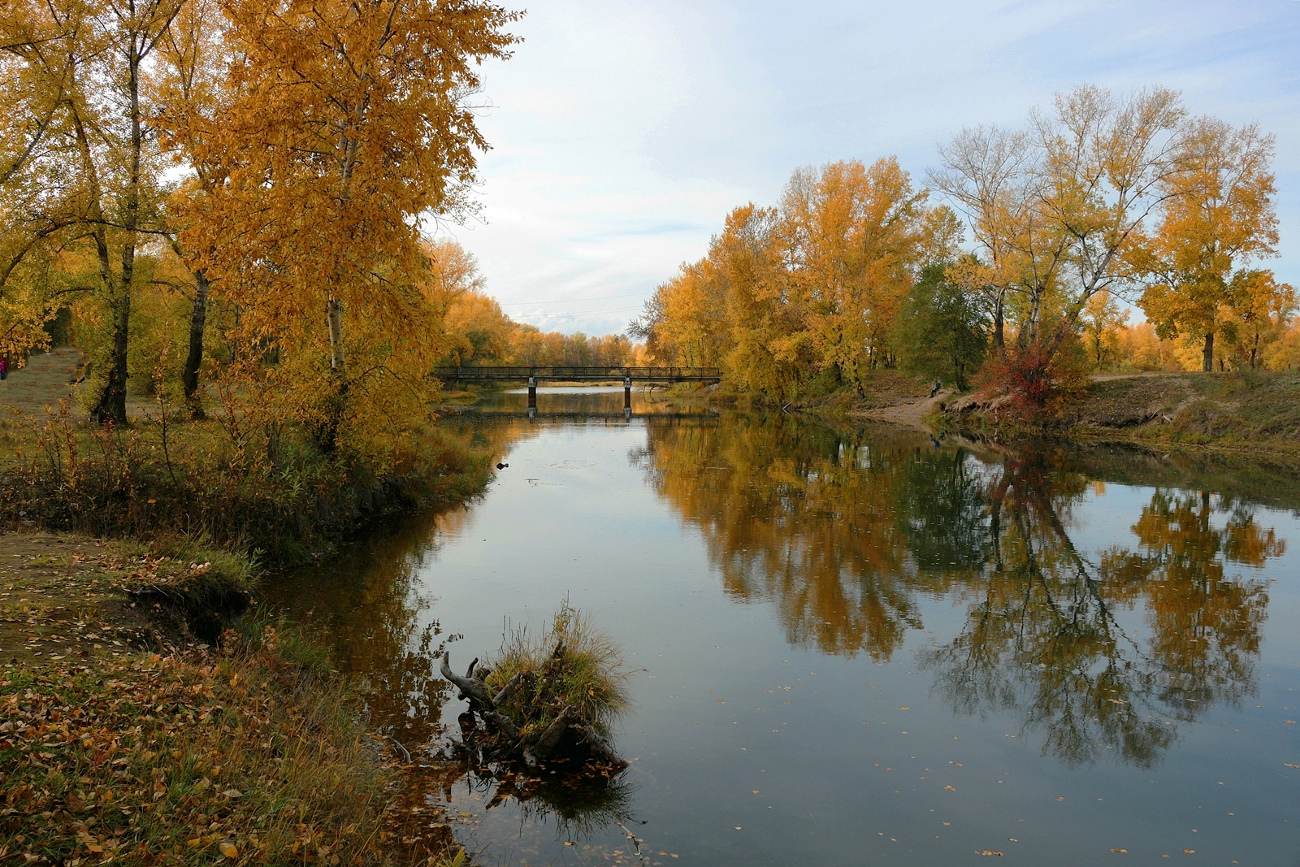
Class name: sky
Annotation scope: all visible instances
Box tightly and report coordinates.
[435,0,1300,337]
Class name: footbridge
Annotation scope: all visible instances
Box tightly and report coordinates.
[431,365,721,410]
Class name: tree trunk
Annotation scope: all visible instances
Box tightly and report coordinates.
[1202,331,1214,373]
[93,294,130,424]
[181,268,209,417]
[93,40,143,426]
[992,302,1005,354]
[327,297,345,371]
[320,296,347,452]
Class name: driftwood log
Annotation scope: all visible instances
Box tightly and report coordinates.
[439,651,626,770]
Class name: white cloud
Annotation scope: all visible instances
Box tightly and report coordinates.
[447,0,1300,335]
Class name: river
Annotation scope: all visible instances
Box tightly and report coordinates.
[265,387,1300,866]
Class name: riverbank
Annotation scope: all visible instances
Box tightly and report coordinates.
[0,352,493,865]
[942,370,1300,459]
[0,533,408,864]
[658,368,1300,460]
[0,350,494,565]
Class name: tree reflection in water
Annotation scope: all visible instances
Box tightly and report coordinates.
[636,415,1283,767]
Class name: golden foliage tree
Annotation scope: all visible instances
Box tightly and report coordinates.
[0,0,186,421]
[1134,118,1282,371]
[175,0,519,450]
[936,87,1188,362]
[632,159,948,398]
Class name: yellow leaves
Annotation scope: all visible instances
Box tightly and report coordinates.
[218,841,238,858]
[636,159,934,394]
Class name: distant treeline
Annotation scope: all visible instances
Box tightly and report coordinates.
[631,85,1296,405]
[430,240,642,369]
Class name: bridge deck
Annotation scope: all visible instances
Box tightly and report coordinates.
[432,366,721,383]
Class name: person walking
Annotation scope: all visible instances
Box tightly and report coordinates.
[0,355,8,381]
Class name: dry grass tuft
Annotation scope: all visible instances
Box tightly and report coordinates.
[484,602,630,741]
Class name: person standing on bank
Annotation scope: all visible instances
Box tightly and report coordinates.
[0,356,8,381]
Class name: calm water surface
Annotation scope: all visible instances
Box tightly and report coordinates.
[267,388,1300,866]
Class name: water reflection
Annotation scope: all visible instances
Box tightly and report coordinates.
[632,418,938,660]
[429,724,637,841]
[635,417,1284,767]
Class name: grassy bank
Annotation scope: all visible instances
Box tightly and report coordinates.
[0,354,493,864]
[942,371,1300,458]
[0,402,492,566]
[0,535,395,864]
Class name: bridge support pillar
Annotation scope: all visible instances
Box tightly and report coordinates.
[623,376,632,411]
[527,376,537,409]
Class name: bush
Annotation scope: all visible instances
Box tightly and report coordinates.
[977,334,1090,421]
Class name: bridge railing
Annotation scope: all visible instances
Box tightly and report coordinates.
[430,365,722,382]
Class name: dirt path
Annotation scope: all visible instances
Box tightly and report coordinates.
[0,347,169,420]
[853,389,954,427]
[0,347,83,416]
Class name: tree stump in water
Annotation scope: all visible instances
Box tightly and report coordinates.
[440,650,627,770]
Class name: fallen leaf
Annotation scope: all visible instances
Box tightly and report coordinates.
[219,842,238,858]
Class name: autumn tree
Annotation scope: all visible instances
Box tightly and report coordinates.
[0,0,187,422]
[176,0,519,451]
[1079,290,1129,370]
[0,0,82,363]
[1220,269,1296,370]
[633,159,947,398]
[152,0,226,412]
[776,158,930,390]
[934,86,1189,402]
[929,126,1035,354]
[1134,117,1280,371]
